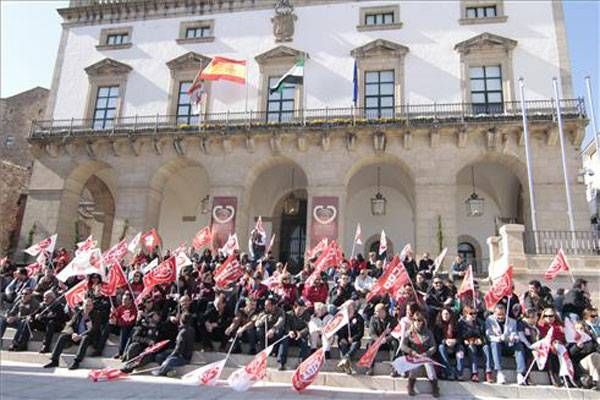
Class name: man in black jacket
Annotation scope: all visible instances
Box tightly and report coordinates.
[152,313,195,377]
[563,279,592,320]
[366,303,398,376]
[25,290,67,353]
[277,299,310,370]
[336,301,364,374]
[329,273,355,307]
[522,280,554,315]
[43,298,103,370]
[0,288,39,351]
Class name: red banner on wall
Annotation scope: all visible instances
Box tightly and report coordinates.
[210,196,237,249]
[310,196,338,248]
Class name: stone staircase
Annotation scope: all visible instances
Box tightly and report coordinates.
[2,329,599,399]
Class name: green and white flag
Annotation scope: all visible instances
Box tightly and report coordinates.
[269,59,304,94]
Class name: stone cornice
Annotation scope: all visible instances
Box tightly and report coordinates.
[59,0,353,27]
[85,57,132,76]
[454,32,517,54]
[351,38,409,59]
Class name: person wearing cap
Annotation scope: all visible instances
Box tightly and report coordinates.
[277,299,310,370]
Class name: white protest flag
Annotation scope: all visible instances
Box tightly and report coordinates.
[378,230,387,256]
[220,233,240,256]
[128,232,142,253]
[322,303,350,339]
[57,248,106,281]
[182,359,227,386]
[392,355,444,374]
[25,234,57,257]
[353,223,362,245]
[142,258,159,274]
[432,247,448,274]
[228,344,274,392]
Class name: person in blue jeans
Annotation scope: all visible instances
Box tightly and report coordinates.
[152,313,195,377]
[485,304,526,385]
[433,307,464,380]
[458,305,493,382]
[277,299,310,370]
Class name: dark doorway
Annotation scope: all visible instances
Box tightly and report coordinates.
[279,199,307,273]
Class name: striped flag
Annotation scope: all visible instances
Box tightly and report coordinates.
[200,56,246,84]
[269,59,304,94]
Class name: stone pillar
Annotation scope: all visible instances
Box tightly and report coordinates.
[414,181,458,266]
[487,224,527,280]
[110,186,162,245]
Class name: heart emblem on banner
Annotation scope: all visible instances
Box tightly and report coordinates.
[213,205,235,224]
[313,205,337,225]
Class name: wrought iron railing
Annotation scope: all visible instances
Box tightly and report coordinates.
[524,230,600,255]
[30,98,586,139]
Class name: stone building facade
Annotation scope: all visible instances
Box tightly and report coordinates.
[0,87,49,255]
[19,0,592,275]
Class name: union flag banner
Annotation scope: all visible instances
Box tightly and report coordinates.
[457,265,475,296]
[292,347,325,392]
[103,240,128,264]
[391,355,444,374]
[531,327,553,370]
[192,226,213,250]
[183,359,227,386]
[322,305,349,339]
[140,228,162,252]
[305,243,338,287]
[24,234,57,257]
[173,246,192,274]
[484,265,514,310]
[544,248,570,281]
[57,248,106,282]
[366,256,409,302]
[200,56,246,84]
[357,333,386,368]
[64,279,88,308]
[142,256,176,289]
[564,318,592,345]
[88,367,128,382]
[76,235,97,255]
[25,262,42,277]
[100,262,128,297]
[306,237,328,259]
[214,254,244,289]
[228,344,274,392]
[556,342,575,379]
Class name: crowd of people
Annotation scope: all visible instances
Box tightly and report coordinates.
[0,242,599,396]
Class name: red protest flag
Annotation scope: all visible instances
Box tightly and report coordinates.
[366,256,409,302]
[25,262,43,278]
[457,265,475,297]
[140,228,162,252]
[102,240,128,264]
[192,226,213,250]
[214,254,244,289]
[484,265,514,310]
[357,333,386,368]
[101,262,128,297]
[544,248,570,281]
[306,237,328,259]
[65,279,88,308]
[88,367,128,382]
[292,347,325,392]
[322,306,349,339]
[228,344,273,391]
[143,256,176,289]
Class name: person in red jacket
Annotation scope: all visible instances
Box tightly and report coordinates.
[276,274,298,311]
[111,292,138,359]
[537,307,566,386]
[301,274,328,309]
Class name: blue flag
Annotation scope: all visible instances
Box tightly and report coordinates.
[352,61,358,106]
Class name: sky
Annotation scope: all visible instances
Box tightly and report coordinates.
[0,0,598,146]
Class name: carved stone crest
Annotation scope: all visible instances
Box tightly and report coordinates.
[272,0,297,42]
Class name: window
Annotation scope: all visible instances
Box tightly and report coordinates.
[266,76,295,123]
[185,26,210,39]
[357,5,402,31]
[365,12,394,25]
[106,33,128,45]
[364,70,395,119]
[177,20,215,44]
[4,135,15,148]
[97,27,133,50]
[175,81,198,125]
[92,86,119,129]
[466,5,497,18]
[470,65,503,114]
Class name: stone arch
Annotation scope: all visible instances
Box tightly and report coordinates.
[344,154,416,256]
[149,157,211,250]
[57,160,117,250]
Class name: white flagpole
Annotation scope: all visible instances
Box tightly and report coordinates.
[552,78,577,241]
[244,62,249,114]
[584,76,600,156]
[518,78,539,252]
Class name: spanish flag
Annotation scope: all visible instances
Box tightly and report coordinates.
[200,56,246,84]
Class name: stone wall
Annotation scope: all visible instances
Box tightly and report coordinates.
[0,161,30,255]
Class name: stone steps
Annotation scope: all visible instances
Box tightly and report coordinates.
[1,350,597,400]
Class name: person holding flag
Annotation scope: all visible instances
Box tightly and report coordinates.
[537,307,567,387]
[364,303,398,376]
[276,299,310,371]
[567,319,600,390]
[336,300,364,375]
[399,310,440,397]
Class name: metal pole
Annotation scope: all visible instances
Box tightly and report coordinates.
[518,78,539,252]
[553,78,576,234]
[584,76,600,156]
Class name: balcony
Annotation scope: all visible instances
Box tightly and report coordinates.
[30,98,586,140]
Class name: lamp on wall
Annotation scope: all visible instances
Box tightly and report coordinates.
[370,166,387,216]
[465,166,485,217]
[283,168,300,215]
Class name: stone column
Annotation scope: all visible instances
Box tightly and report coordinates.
[414,181,458,265]
[110,186,162,245]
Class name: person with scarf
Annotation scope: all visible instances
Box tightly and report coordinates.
[458,305,493,382]
[433,307,464,380]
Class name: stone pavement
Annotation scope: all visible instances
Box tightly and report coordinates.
[0,360,495,400]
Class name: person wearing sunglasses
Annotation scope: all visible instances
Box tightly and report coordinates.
[485,304,527,385]
[400,311,439,397]
[537,307,567,387]
[433,307,464,381]
[459,305,493,383]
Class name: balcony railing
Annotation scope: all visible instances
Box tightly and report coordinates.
[30,98,586,139]
[524,230,600,256]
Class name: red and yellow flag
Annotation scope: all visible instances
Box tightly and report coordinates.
[200,56,246,84]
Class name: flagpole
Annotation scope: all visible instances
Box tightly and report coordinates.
[552,78,577,238]
[522,358,536,382]
[518,78,539,253]
[244,61,249,114]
